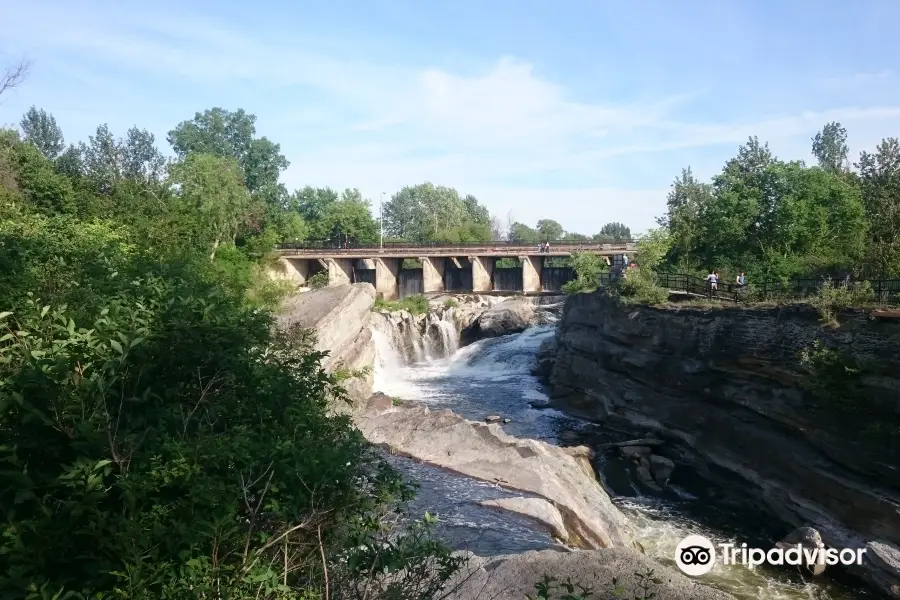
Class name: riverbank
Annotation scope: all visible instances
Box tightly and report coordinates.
[540,289,900,597]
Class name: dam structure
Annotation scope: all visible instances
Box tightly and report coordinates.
[277,240,635,299]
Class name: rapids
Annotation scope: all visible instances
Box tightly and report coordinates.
[370,312,871,599]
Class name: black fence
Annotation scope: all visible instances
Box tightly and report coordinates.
[278,239,634,251]
[643,272,900,304]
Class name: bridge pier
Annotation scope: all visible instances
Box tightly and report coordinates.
[420,257,445,293]
[520,255,543,293]
[469,256,493,293]
[375,258,400,300]
[279,257,309,285]
[324,258,353,286]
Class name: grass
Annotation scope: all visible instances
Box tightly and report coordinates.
[443,297,458,308]
[373,294,430,315]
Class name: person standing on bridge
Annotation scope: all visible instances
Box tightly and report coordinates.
[544,241,551,253]
[706,270,718,296]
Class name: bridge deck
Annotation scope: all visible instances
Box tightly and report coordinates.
[277,243,633,259]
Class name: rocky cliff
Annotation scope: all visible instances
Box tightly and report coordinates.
[542,291,900,596]
[276,283,377,402]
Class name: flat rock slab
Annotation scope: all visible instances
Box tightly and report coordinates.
[442,548,736,600]
[355,401,633,549]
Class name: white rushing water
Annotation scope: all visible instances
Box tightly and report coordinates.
[370,316,870,599]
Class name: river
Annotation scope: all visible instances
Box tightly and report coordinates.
[370,316,871,600]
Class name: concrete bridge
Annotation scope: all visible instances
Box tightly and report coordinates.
[276,241,636,299]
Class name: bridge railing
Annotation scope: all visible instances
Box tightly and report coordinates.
[615,272,900,304]
[277,239,636,252]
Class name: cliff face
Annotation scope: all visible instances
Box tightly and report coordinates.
[544,291,900,596]
[277,283,377,402]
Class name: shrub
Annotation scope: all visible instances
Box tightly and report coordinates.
[809,277,875,326]
[373,294,430,315]
[617,268,669,305]
[0,278,461,598]
[307,270,329,289]
[443,297,458,308]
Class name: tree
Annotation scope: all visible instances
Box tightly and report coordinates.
[292,186,339,225]
[20,106,64,160]
[170,153,252,260]
[536,219,564,240]
[168,107,289,195]
[508,221,540,243]
[311,188,379,243]
[79,124,120,195]
[383,182,487,242]
[857,137,900,276]
[0,57,29,98]
[657,168,713,266]
[812,122,849,173]
[120,126,166,184]
[598,222,631,241]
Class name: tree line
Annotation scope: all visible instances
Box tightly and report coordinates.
[656,122,900,280]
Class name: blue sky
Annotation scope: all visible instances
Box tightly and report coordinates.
[1,0,899,234]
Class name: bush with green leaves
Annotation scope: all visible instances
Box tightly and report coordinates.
[0,268,462,599]
[307,271,329,290]
[561,251,607,294]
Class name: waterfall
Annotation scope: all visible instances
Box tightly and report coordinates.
[424,308,459,358]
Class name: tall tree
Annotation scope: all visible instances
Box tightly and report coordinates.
[170,153,252,260]
[383,182,486,242]
[120,127,166,184]
[812,122,849,173]
[657,168,713,266]
[536,219,564,240]
[311,188,378,243]
[79,124,120,195]
[857,137,900,276]
[292,186,339,225]
[20,106,64,160]
[508,221,540,243]
[598,222,631,241]
[167,108,288,196]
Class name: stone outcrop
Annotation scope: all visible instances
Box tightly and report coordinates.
[462,296,563,342]
[543,290,900,596]
[442,548,735,600]
[355,398,634,550]
[276,283,376,402]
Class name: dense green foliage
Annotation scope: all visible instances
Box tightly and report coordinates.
[657,124,900,281]
[0,108,462,598]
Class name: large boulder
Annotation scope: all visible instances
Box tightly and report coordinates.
[442,548,735,600]
[464,297,537,340]
[355,399,633,549]
[276,283,376,401]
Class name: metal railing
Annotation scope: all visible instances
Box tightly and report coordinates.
[277,239,635,253]
[642,272,900,304]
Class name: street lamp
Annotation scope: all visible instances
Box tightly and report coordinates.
[380,192,385,249]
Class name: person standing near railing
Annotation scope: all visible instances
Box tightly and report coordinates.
[706,270,718,296]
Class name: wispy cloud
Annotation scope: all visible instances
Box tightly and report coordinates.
[3,1,900,233]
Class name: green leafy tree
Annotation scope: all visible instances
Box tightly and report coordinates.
[598,222,632,241]
[311,188,379,243]
[170,153,253,260]
[383,182,490,242]
[536,219,564,240]
[292,185,339,226]
[812,121,849,173]
[167,107,289,195]
[857,137,900,276]
[508,221,540,243]
[657,167,713,267]
[20,106,65,160]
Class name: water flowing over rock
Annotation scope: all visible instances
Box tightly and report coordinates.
[355,398,634,550]
[369,294,506,362]
[542,290,900,597]
[442,548,736,600]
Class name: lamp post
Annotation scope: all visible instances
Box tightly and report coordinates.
[380,192,385,249]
